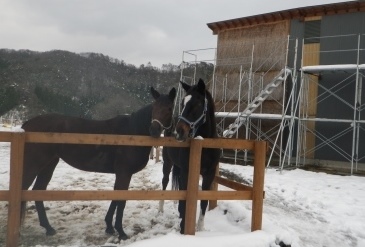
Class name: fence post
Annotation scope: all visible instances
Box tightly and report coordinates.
[6,132,25,247]
[184,138,203,235]
[208,166,219,210]
[251,140,266,231]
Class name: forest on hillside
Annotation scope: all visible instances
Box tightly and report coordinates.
[0,49,214,122]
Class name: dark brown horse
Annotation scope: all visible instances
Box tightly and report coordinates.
[161,79,220,233]
[21,86,176,240]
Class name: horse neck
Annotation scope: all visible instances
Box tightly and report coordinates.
[196,92,217,138]
[130,104,152,135]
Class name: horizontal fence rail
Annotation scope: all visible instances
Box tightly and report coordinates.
[0,131,266,247]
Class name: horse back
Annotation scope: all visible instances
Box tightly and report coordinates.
[22,114,132,174]
[22,113,130,134]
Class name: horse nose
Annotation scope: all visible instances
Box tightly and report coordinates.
[149,124,162,138]
[175,131,185,142]
[175,123,189,142]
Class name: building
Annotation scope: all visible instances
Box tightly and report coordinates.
[204,1,365,173]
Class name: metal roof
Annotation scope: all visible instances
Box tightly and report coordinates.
[207,1,365,34]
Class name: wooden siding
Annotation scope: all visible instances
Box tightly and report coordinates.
[302,43,320,158]
[213,20,289,104]
[216,20,289,72]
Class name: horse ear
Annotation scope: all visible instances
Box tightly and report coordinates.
[197,78,206,94]
[180,81,191,92]
[169,87,177,101]
[150,87,160,100]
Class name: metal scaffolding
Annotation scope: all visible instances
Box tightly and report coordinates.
[178,34,365,174]
[297,34,365,174]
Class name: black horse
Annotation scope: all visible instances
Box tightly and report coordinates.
[21,86,176,240]
[161,79,220,233]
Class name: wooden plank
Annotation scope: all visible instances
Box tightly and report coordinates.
[6,132,25,247]
[20,190,253,201]
[198,191,252,200]
[303,43,320,159]
[214,176,253,191]
[0,132,15,142]
[201,138,255,150]
[24,132,255,150]
[208,167,220,210]
[0,191,9,201]
[22,190,186,201]
[25,133,190,147]
[251,141,266,231]
[184,139,203,235]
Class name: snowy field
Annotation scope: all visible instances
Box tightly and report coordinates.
[1,126,365,247]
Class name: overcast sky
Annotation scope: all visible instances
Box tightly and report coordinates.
[0,0,344,68]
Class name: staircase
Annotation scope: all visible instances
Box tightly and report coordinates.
[223,68,291,138]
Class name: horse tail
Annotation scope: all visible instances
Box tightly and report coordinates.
[171,165,180,191]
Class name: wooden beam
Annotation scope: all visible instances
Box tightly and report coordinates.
[0,189,258,203]
[201,138,255,150]
[184,139,203,235]
[0,191,9,200]
[25,132,190,147]
[19,190,253,201]
[208,167,219,210]
[251,141,266,231]
[214,176,253,191]
[22,190,186,201]
[0,131,16,142]
[6,132,25,247]
[23,132,256,150]
[199,191,252,200]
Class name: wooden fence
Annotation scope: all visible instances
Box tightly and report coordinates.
[0,131,267,247]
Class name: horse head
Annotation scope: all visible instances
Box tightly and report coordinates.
[175,78,208,142]
[150,87,176,138]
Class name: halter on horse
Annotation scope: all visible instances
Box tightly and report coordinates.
[162,79,220,233]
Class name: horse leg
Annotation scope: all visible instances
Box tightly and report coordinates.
[32,158,59,235]
[114,199,129,240]
[105,201,117,235]
[106,173,132,240]
[159,151,173,212]
[197,168,217,231]
[177,167,188,234]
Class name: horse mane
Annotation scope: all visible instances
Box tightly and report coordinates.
[204,88,218,138]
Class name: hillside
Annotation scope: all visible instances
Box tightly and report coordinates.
[0,49,213,121]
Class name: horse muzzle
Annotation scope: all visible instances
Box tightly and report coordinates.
[149,122,162,138]
[174,122,190,142]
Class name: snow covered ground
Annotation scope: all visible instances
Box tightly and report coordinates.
[1,126,365,247]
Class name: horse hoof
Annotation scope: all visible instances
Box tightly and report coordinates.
[46,228,56,236]
[105,227,115,235]
[119,234,129,241]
